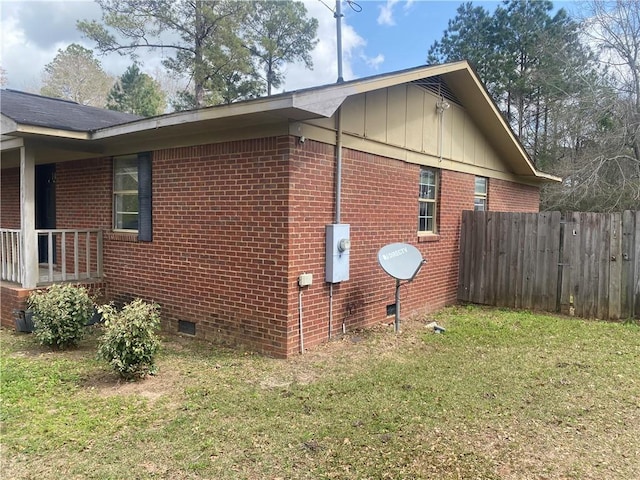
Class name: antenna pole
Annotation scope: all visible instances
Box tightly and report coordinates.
[335,0,344,83]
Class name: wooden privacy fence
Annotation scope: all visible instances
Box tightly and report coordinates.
[458,211,640,320]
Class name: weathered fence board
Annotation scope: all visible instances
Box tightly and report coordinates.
[458,211,639,320]
[608,213,622,319]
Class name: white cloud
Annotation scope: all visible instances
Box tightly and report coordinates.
[362,53,385,70]
[280,0,366,91]
[404,0,416,11]
[0,6,44,91]
[0,0,375,96]
[377,0,415,27]
[377,0,400,26]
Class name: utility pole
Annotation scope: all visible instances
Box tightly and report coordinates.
[335,0,344,83]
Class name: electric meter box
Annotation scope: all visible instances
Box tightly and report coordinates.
[325,223,350,283]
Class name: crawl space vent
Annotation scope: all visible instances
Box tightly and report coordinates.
[178,320,196,336]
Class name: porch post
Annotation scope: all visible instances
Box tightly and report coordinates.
[20,146,38,288]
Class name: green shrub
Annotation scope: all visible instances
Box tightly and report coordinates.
[28,284,94,349]
[98,299,161,380]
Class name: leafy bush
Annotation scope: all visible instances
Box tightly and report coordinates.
[98,299,161,380]
[28,284,94,349]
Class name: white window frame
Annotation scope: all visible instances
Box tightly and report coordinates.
[474,177,488,211]
[113,155,139,231]
[418,167,438,234]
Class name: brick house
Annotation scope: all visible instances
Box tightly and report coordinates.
[1,61,558,357]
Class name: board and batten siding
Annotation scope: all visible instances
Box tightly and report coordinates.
[298,84,512,181]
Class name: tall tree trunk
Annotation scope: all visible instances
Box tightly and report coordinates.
[533,87,541,164]
[267,58,273,96]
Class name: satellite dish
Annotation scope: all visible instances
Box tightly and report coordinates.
[378,243,425,281]
[377,243,426,333]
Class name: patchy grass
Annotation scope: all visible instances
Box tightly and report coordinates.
[1,307,639,479]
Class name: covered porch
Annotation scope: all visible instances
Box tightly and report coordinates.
[1,89,143,287]
[0,145,105,329]
[1,138,105,290]
[0,141,107,331]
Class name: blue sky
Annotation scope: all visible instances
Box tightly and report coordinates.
[0,0,583,94]
[344,0,500,76]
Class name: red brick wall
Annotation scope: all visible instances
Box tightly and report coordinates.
[284,142,540,356]
[1,167,20,228]
[56,158,112,230]
[30,136,539,357]
[40,144,290,355]
[489,177,540,212]
[54,139,293,356]
[0,285,31,329]
[0,282,105,329]
[55,158,112,274]
[285,145,471,356]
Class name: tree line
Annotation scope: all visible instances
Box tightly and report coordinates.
[428,0,639,212]
[38,0,318,115]
[3,0,637,212]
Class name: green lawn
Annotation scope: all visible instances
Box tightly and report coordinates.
[1,306,639,479]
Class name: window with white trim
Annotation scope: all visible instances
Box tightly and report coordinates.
[474,177,488,211]
[418,167,438,234]
[113,155,139,231]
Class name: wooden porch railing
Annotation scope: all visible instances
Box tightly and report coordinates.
[0,229,103,285]
[0,229,23,283]
[37,229,103,284]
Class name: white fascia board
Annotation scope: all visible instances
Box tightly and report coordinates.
[18,125,90,140]
[350,61,469,93]
[534,171,562,183]
[92,96,300,140]
[1,119,90,140]
[0,135,24,151]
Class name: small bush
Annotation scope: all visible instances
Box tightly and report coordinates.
[28,284,94,349]
[98,299,161,380]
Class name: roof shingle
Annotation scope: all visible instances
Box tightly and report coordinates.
[0,89,142,132]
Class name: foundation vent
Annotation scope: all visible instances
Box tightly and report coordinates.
[178,320,196,336]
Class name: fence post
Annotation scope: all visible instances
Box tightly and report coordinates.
[634,211,640,319]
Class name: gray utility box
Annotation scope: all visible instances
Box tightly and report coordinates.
[325,223,350,283]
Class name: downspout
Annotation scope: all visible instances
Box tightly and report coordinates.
[335,107,343,224]
[438,109,444,162]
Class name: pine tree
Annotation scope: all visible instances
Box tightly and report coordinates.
[107,64,165,117]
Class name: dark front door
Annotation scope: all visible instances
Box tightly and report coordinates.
[36,164,56,263]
